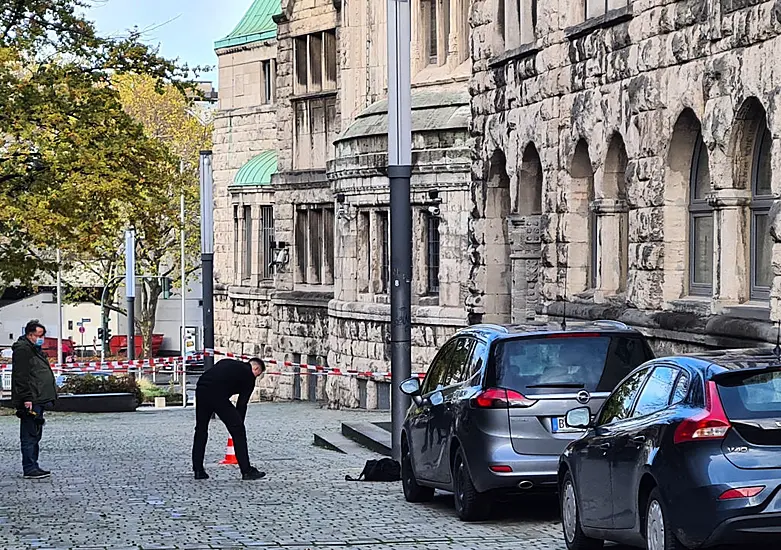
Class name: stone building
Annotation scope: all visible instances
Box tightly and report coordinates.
[469,0,781,352]
[213,0,476,406]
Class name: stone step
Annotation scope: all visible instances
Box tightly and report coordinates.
[341,421,392,456]
[313,431,367,455]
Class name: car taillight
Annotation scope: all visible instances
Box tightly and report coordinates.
[718,486,764,500]
[674,381,731,444]
[473,388,536,408]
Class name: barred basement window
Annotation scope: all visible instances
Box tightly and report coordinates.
[426,214,441,294]
[294,206,335,285]
[258,206,275,280]
[242,205,252,283]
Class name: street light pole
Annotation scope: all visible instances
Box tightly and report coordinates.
[200,151,215,372]
[180,160,187,401]
[387,0,413,462]
[56,249,63,366]
[125,229,136,362]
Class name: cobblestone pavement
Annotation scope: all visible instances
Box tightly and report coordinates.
[0,403,624,550]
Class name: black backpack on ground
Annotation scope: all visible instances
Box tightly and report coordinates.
[345,458,401,482]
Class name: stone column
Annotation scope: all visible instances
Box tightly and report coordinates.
[592,198,628,301]
[709,188,751,308]
[509,214,541,322]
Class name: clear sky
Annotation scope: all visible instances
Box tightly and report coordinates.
[83,0,253,87]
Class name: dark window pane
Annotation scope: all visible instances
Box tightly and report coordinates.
[309,33,322,92]
[294,37,308,92]
[259,206,274,280]
[422,340,458,394]
[755,127,772,197]
[493,336,653,394]
[693,136,711,200]
[598,368,649,425]
[633,366,678,417]
[323,208,335,285]
[753,212,772,290]
[377,211,389,293]
[295,209,308,283]
[324,30,337,89]
[670,372,690,405]
[428,0,438,63]
[310,208,323,284]
[243,205,252,281]
[692,214,714,286]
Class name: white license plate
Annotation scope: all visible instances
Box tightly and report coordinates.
[551,416,584,433]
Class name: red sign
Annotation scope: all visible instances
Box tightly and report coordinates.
[79,326,86,334]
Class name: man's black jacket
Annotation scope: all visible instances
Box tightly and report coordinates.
[196,359,256,419]
[11,336,57,407]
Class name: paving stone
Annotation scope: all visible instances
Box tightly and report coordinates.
[0,403,623,550]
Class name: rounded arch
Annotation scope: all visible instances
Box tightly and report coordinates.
[666,108,705,204]
[517,142,543,215]
[483,148,512,323]
[568,138,596,291]
[603,133,628,200]
[730,97,769,191]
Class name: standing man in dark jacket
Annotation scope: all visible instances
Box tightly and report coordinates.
[192,357,266,480]
[12,320,57,479]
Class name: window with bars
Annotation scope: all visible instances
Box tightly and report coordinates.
[294,206,335,286]
[242,205,252,283]
[261,60,275,105]
[426,214,441,294]
[358,212,371,293]
[377,211,390,294]
[258,206,275,280]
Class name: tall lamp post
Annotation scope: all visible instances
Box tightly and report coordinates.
[387,0,413,462]
[200,151,215,372]
[125,229,136,361]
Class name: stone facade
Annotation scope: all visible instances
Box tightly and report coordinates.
[213,0,475,407]
[469,0,781,349]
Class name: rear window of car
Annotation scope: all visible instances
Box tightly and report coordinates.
[717,369,781,420]
[491,334,654,393]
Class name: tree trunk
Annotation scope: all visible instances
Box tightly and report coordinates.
[139,280,162,360]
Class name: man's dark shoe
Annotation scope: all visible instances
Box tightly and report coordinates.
[23,470,51,480]
[194,470,209,480]
[241,467,266,481]
[37,468,50,476]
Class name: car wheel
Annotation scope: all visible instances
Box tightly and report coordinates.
[561,471,604,550]
[401,439,434,503]
[646,488,685,550]
[452,448,490,522]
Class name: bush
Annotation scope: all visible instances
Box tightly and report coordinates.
[139,377,183,405]
[59,375,143,405]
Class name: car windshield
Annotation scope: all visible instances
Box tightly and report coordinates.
[492,335,653,393]
[717,369,781,420]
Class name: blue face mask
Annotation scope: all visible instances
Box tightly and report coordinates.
[35,338,44,348]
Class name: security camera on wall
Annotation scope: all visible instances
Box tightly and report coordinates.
[427,205,440,217]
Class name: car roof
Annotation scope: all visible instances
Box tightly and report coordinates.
[454,319,643,344]
[643,348,781,379]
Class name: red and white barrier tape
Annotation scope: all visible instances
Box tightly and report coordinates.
[0,348,426,381]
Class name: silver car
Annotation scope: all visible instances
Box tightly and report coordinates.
[400,320,655,521]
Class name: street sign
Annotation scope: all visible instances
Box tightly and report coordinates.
[79,326,85,334]
[81,318,91,324]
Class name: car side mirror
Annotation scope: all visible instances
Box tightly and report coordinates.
[566,406,592,429]
[400,377,424,405]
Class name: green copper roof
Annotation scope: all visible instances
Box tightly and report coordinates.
[233,151,277,187]
[215,0,280,50]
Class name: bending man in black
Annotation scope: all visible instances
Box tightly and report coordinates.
[192,357,266,480]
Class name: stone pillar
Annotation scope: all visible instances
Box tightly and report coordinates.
[710,189,751,308]
[592,198,628,300]
[509,214,541,322]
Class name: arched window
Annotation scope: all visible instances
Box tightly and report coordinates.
[688,134,713,295]
[570,139,596,290]
[751,122,773,300]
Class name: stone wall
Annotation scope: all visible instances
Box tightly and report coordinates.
[469,0,781,346]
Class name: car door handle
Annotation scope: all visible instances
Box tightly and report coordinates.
[598,443,611,450]
[632,435,646,444]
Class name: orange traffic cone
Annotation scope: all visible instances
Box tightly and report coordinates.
[219,438,238,465]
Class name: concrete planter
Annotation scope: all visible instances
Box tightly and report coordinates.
[52,393,138,413]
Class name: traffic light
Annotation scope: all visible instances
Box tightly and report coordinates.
[162,277,172,299]
[97,328,104,340]
[105,326,112,340]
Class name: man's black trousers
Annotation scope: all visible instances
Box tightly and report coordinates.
[192,388,251,474]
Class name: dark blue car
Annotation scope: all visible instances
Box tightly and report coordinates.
[559,350,781,550]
